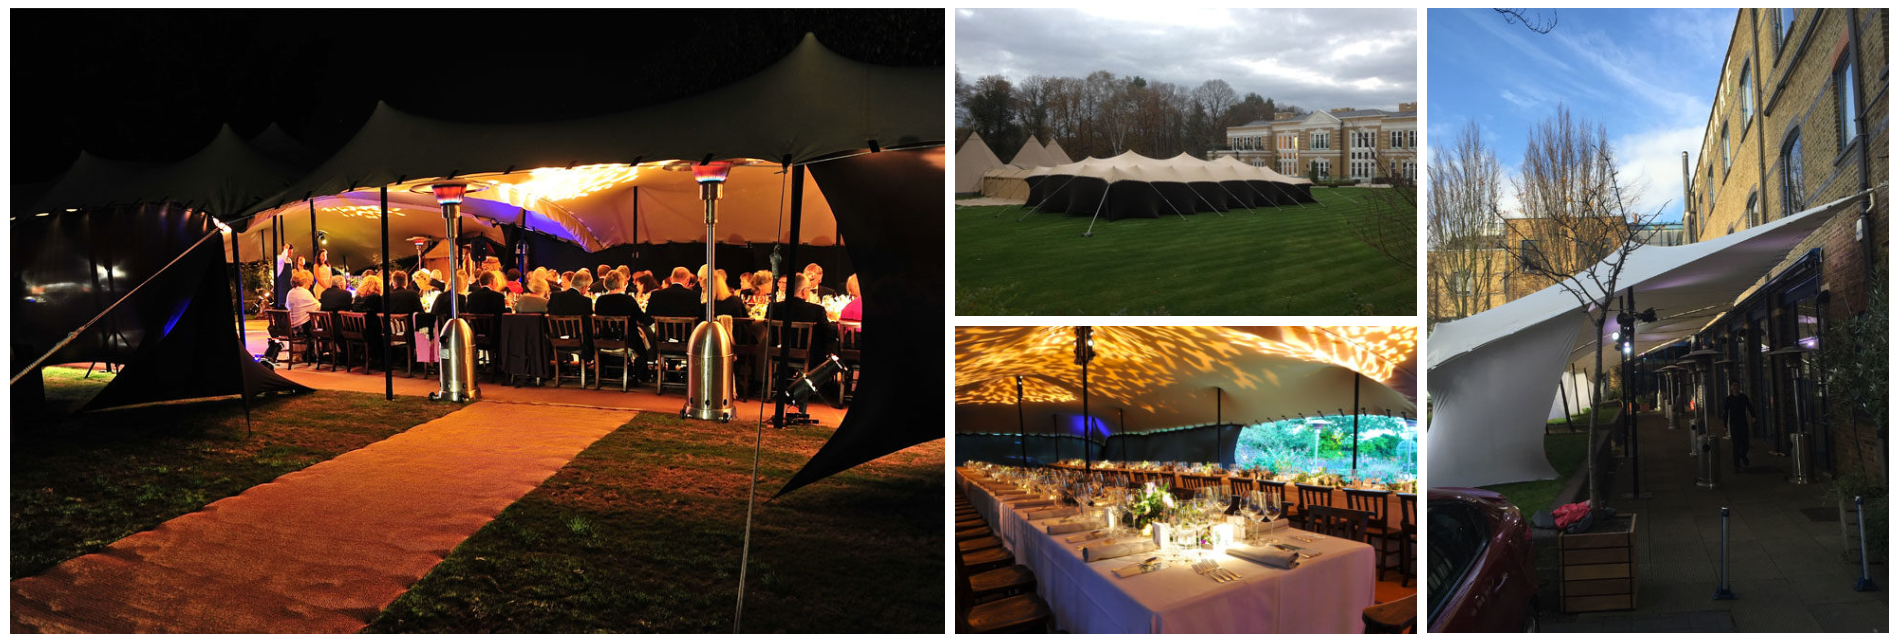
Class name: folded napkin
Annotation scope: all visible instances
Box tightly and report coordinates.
[1026,507,1081,521]
[1009,498,1055,509]
[1226,545,1301,569]
[1113,562,1165,578]
[1083,540,1159,563]
[1047,520,1102,535]
[1063,529,1107,543]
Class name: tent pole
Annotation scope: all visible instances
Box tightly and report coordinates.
[229,228,247,345]
[1119,408,1127,462]
[631,185,640,262]
[771,164,805,429]
[1352,372,1361,480]
[1017,375,1027,466]
[1144,182,1194,221]
[1083,348,1091,472]
[1015,173,1083,222]
[12,230,224,384]
[308,200,317,264]
[1082,187,1113,238]
[382,186,393,401]
[1052,414,1059,464]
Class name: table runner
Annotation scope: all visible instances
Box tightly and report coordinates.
[959,468,1375,633]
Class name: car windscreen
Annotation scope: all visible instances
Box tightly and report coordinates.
[1426,499,1488,625]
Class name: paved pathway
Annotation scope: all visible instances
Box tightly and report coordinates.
[1539,411,1887,632]
[11,401,634,633]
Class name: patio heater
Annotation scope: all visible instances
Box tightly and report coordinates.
[1683,346,1722,488]
[424,181,479,403]
[683,162,735,422]
[1767,344,1813,484]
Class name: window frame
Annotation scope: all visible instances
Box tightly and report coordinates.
[1836,55,1858,151]
[1780,128,1805,217]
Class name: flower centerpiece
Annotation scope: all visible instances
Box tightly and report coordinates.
[1123,481,1174,532]
[819,294,854,322]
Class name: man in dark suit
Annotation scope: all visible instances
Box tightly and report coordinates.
[768,273,835,360]
[464,270,509,315]
[646,266,702,319]
[803,263,838,299]
[592,270,654,374]
[318,275,354,312]
[547,271,595,316]
[386,270,425,317]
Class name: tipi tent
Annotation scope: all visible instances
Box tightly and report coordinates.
[954,132,1006,194]
[1008,137,1056,168]
[1043,139,1074,165]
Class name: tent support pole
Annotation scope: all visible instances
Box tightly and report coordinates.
[771,164,805,429]
[309,200,317,263]
[382,186,393,401]
[230,228,247,345]
[1257,179,1310,209]
[11,230,223,385]
[1352,372,1361,479]
[1017,375,1027,466]
[1119,408,1127,462]
[1082,349,1091,473]
[631,185,640,262]
[1082,187,1113,238]
[1145,182,1195,221]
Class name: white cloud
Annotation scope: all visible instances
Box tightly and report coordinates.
[1612,126,1703,221]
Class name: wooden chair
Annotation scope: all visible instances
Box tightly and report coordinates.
[307,311,338,371]
[1397,492,1417,587]
[459,313,498,378]
[766,320,817,395]
[1363,594,1418,634]
[1305,505,1372,543]
[1229,477,1260,496]
[263,309,312,368]
[383,312,416,377]
[590,315,636,392]
[836,326,863,404]
[968,564,1037,603]
[1345,488,1401,581]
[958,536,1004,554]
[1293,483,1335,526]
[650,316,697,395]
[545,315,590,389]
[956,526,993,542]
[336,312,370,373]
[960,546,1014,576]
[966,593,1051,634]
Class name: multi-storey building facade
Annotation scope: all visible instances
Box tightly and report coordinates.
[1684,8,1887,477]
[1213,102,1418,183]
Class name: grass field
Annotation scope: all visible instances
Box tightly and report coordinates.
[10,366,456,579]
[1478,431,1593,514]
[955,187,1415,315]
[368,413,944,633]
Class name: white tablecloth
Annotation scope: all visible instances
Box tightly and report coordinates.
[960,469,1375,633]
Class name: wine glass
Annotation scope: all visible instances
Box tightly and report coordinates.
[1260,497,1283,544]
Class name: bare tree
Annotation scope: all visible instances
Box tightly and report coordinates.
[1495,8,1558,34]
[1501,105,1663,507]
[1350,176,1418,280]
[1428,121,1507,322]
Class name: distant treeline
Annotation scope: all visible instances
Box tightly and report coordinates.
[954,69,1306,162]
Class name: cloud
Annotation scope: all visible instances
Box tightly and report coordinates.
[1612,125,1703,221]
[956,8,1417,111]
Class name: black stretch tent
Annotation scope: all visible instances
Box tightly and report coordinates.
[11,205,308,413]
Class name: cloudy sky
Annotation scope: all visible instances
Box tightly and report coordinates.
[1429,8,1732,223]
[956,8,1418,115]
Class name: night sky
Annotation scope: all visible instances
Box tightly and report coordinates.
[10,9,944,185]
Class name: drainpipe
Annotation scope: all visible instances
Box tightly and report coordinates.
[1847,8,1874,310]
[1682,151,1696,242]
[1750,9,1770,228]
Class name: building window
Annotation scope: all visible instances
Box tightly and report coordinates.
[1408,130,1416,148]
[1404,161,1416,180]
[1739,62,1753,127]
[1836,56,1858,148]
[1746,192,1760,228]
[1311,132,1330,150]
[1279,159,1294,174]
[1519,239,1544,271]
[1721,123,1731,173]
[1308,159,1331,179]
[1390,131,1402,149]
[1781,129,1805,217]
[1777,9,1795,54]
[1451,270,1474,295]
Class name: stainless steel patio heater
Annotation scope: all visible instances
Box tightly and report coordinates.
[424,181,479,403]
[682,162,735,422]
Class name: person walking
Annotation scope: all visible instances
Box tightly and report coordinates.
[1722,378,1754,470]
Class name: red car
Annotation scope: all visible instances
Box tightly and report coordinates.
[1427,487,1537,632]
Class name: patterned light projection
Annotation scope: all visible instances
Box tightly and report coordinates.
[322,205,411,219]
[501,164,642,202]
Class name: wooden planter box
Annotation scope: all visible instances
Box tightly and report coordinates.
[1558,513,1637,613]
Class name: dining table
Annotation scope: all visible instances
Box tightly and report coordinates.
[959,468,1376,633]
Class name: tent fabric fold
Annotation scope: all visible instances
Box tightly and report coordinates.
[1425,192,1868,487]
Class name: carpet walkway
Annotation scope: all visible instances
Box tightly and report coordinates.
[11,401,634,633]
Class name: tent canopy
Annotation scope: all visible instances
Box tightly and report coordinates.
[1043,139,1074,165]
[954,132,1006,193]
[1021,151,1316,220]
[955,326,1416,441]
[1427,192,1869,488]
[1008,137,1055,168]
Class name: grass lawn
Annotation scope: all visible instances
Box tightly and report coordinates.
[955,187,1415,315]
[1478,431,1593,515]
[1546,404,1621,429]
[10,366,457,579]
[368,413,944,633]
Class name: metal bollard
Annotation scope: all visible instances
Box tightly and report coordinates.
[1713,507,1737,600]
[1854,496,1879,592]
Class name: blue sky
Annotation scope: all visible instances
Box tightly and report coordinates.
[1428,8,1736,222]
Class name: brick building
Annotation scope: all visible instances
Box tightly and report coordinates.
[1683,8,1887,477]
[1212,102,1417,183]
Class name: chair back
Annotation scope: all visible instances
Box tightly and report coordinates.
[1362,594,1418,634]
[1305,505,1372,543]
[1294,483,1335,512]
[338,312,367,340]
[265,309,293,339]
[1229,477,1259,496]
[769,320,816,358]
[384,312,412,340]
[837,326,863,360]
[591,315,631,351]
[461,313,496,346]
[1397,492,1417,532]
[1179,474,1219,492]
[546,315,587,349]
[652,316,697,355]
[1342,488,1392,524]
[308,311,334,340]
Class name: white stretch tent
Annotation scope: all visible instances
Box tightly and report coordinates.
[955,132,1006,193]
[1427,192,1870,488]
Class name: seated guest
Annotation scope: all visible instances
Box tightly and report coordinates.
[646,267,701,318]
[415,270,439,311]
[351,274,384,314]
[743,270,774,304]
[591,264,612,294]
[767,273,836,362]
[548,270,595,316]
[386,270,425,317]
[840,274,862,324]
[560,270,575,292]
[594,271,651,324]
[464,270,509,315]
[319,275,354,312]
[422,269,471,332]
[504,268,525,295]
[702,270,748,319]
[266,269,320,362]
[803,263,837,299]
[515,275,551,313]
